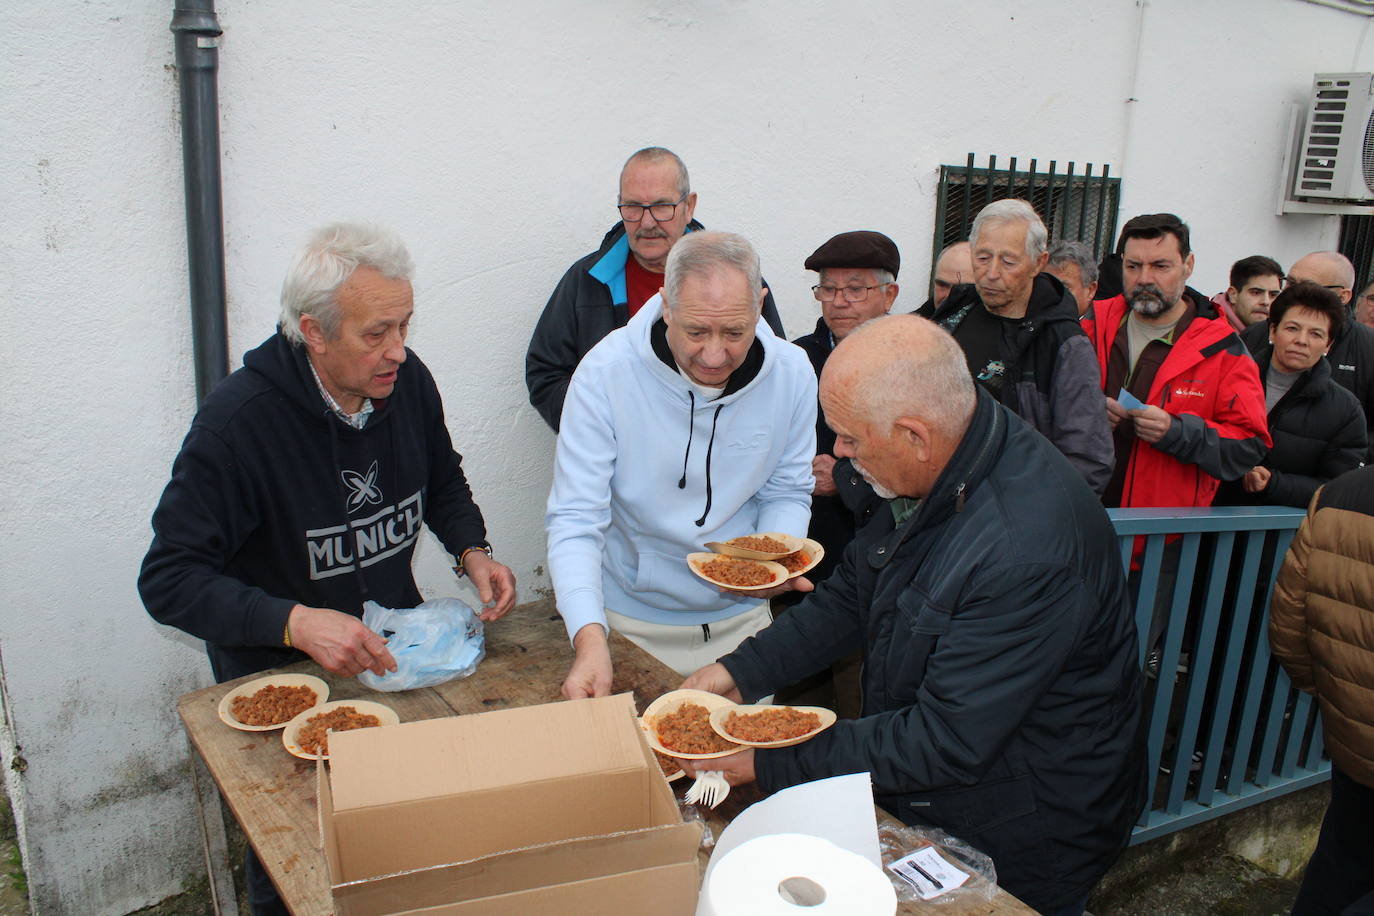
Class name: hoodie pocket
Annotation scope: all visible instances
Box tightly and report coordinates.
[633,550,723,607]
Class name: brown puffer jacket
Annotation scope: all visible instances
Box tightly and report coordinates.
[1269,464,1374,788]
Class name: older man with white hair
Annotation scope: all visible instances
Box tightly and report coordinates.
[929,199,1113,492]
[140,222,516,915]
[682,315,1146,916]
[548,231,816,699]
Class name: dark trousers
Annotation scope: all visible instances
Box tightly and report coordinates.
[246,847,289,915]
[1293,765,1374,915]
[1044,892,1091,916]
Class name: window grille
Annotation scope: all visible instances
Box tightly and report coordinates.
[933,153,1122,276]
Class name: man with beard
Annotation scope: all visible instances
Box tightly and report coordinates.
[1082,213,1269,513]
[526,147,784,431]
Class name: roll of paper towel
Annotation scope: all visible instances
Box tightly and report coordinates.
[702,833,897,915]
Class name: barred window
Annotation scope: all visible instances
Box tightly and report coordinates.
[933,153,1122,273]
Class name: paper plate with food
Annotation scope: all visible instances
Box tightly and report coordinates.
[709,703,837,749]
[637,718,686,782]
[642,689,745,760]
[281,699,399,760]
[702,532,804,560]
[217,673,328,732]
[686,552,788,591]
[772,537,824,579]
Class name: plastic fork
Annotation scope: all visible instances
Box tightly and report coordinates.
[685,770,730,808]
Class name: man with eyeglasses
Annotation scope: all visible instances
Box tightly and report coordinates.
[791,231,900,586]
[525,147,784,431]
[1357,279,1374,329]
[1239,251,1374,461]
[931,199,1114,493]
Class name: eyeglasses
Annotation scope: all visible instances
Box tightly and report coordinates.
[1283,277,1347,292]
[617,194,688,223]
[812,283,890,303]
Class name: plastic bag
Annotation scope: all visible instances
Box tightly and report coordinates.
[356,598,485,692]
[877,822,999,904]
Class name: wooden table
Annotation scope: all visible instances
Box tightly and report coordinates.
[179,600,1035,915]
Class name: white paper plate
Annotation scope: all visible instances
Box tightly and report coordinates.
[638,718,686,782]
[775,538,825,580]
[281,699,399,760]
[709,704,837,748]
[217,674,329,732]
[686,553,788,591]
[642,689,744,760]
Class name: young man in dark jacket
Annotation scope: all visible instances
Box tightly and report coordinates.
[524,147,783,430]
[931,199,1113,493]
[682,315,1146,916]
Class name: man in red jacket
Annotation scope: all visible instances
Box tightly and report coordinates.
[1082,214,1270,656]
[1083,213,1269,512]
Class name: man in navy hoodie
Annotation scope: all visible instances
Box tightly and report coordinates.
[140,223,516,686]
[141,224,516,914]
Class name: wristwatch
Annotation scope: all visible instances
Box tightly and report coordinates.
[453,544,492,578]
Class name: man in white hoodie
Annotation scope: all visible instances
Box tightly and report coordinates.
[548,231,818,698]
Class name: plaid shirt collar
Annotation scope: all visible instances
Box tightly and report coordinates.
[306,357,373,430]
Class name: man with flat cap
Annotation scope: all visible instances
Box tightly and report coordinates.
[793,231,901,588]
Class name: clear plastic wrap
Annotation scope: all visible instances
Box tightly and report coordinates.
[356,598,485,692]
[877,822,999,904]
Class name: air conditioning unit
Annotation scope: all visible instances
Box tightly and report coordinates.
[1293,72,1374,202]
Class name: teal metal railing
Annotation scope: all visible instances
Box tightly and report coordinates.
[1109,506,1326,844]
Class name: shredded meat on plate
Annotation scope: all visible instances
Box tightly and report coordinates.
[655,703,737,754]
[297,706,381,756]
[776,550,811,574]
[728,535,789,552]
[230,685,317,727]
[695,556,776,587]
[654,750,684,778]
[724,707,822,742]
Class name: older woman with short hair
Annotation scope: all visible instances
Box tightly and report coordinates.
[1218,282,1367,507]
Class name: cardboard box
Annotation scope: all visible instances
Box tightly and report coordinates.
[319,693,703,916]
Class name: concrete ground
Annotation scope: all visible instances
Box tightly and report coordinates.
[0,760,245,916]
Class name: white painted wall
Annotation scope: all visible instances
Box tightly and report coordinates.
[0,0,1366,911]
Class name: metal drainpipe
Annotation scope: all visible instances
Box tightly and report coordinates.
[170,0,228,404]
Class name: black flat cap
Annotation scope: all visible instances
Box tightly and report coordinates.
[804,230,900,278]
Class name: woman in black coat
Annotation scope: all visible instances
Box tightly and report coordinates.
[1218,282,1367,508]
